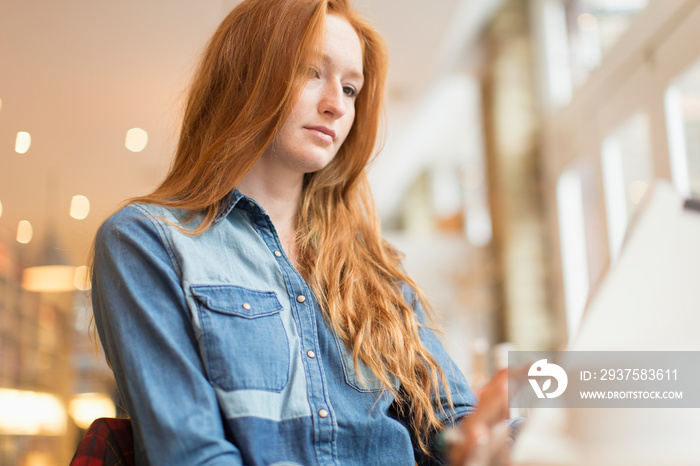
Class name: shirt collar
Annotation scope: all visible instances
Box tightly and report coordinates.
[213,189,245,222]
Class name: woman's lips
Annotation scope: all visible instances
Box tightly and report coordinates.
[305,126,335,143]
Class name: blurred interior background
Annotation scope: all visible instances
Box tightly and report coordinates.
[1,0,699,463]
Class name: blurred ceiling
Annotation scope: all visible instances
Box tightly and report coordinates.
[0,0,499,268]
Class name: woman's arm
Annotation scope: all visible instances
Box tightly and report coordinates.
[408,290,522,465]
[403,289,478,465]
[92,205,241,465]
[445,369,517,466]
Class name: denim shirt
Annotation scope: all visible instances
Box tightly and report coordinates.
[92,190,479,465]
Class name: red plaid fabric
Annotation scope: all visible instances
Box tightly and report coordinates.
[70,418,134,466]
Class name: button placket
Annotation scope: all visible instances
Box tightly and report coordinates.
[256,214,334,462]
[249,207,336,462]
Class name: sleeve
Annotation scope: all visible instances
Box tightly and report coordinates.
[91,205,241,465]
[397,286,477,465]
[406,288,525,465]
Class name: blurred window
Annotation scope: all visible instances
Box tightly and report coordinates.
[665,59,700,198]
[539,0,573,107]
[601,112,653,262]
[557,169,590,338]
[565,0,648,88]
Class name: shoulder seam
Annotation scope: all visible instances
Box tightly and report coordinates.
[130,204,184,280]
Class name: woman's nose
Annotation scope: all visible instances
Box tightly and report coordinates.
[319,83,347,118]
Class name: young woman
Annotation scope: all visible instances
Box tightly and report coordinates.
[91,0,518,464]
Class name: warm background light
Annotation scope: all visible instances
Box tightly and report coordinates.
[125,127,148,152]
[22,265,77,292]
[0,388,67,436]
[69,393,116,430]
[0,200,3,219]
[15,131,32,154]
[577,13,598,31]
[70,195,91,220]
[16,220,33,244]
[74,265,91,291]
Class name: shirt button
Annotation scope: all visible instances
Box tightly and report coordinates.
[242,303,251,310]
[274,250,282,257]
[306,350,316,358]
[318,409,329,418]
[296,295,306,303]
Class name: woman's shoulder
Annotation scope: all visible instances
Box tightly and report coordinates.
[98,203,155,233]
[100,202,194,232]
[96,202,196,246]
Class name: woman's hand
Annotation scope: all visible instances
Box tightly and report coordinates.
[447,369,513,466]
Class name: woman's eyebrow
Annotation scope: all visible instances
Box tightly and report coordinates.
[322,53,364,84]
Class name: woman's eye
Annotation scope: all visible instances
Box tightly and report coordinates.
[309,67,320,78]
[343,86,357,98]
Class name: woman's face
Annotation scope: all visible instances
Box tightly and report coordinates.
[262,14,364,175]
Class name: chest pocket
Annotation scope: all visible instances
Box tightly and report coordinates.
[191,285,290,392]
[332,333,400,393]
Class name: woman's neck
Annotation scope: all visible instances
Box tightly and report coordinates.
[236,163,303,265]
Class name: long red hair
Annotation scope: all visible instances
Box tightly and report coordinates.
[124,0,452,455]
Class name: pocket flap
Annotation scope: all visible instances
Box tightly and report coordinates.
[191,285,283,318]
